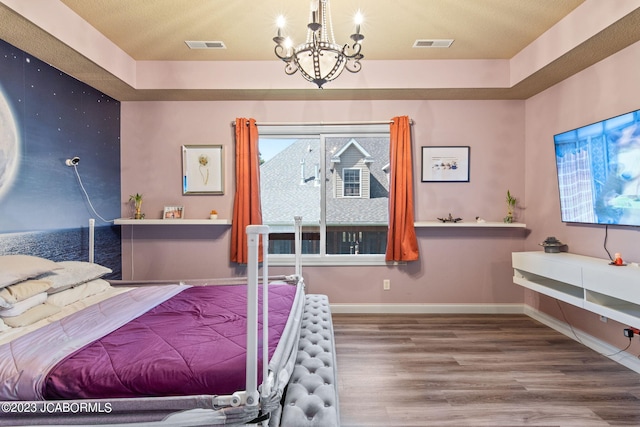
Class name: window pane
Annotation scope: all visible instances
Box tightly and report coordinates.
[326,136,389,254]
[260,137,321,254]
[259,129,390,257]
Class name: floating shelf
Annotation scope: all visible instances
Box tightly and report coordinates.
[114,218,231,225]
[513,251,640,328]
[414,221,526,228]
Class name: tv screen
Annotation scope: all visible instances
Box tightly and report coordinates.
[554,109,640,226]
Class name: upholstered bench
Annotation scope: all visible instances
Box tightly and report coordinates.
[280,294,340,427]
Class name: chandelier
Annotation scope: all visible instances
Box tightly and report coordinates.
[273,0,364,89]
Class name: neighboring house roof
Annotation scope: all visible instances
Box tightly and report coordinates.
[260,138,389,229]
[330,139,373,164]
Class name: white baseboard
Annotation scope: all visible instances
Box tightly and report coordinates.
[524,306,640,374]
[330,303,524,315]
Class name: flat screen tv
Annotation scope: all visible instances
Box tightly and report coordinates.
[554,109,640,227]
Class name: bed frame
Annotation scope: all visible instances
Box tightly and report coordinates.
[1,217,340,426]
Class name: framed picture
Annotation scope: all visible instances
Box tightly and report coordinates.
[421,146,470,182]
[163,206,184,219]
[182,145,224,194]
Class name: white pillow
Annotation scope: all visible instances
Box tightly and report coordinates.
[0,318,10,332]
[46,279,111,307]
[2,304,61,328]
[0,292,47,317]
[39,261,112,294]
[0,279,51,308]
[0,255,60,289]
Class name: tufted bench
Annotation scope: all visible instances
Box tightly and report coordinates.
[279,294,340,427]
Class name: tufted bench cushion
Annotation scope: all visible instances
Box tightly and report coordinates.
[279,294,340,427]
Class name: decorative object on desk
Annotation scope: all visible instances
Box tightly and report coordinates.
[539,236,567,253]
[421,146,470,182]
[437,213,462,223]
[611,252,626,266]
[475,216,486,223]
[504,190,517,223]
[182,145,224,195]
[210,210,218,220]
[163,206,184,219]
[129,193,144,219]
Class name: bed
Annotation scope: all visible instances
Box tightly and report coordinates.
[0,221,335,426]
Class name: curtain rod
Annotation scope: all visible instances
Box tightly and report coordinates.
[231,119,413,126]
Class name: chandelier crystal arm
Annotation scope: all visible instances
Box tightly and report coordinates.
[273,43,291,62]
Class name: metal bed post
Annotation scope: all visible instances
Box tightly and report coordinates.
[88,218,95,263]
[261,229,270,402]
[294,216,302,277]
[245,225,269,408]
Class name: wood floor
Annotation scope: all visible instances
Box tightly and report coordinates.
[333,314,640,427]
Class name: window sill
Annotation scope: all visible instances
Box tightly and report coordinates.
[268,254,400,267]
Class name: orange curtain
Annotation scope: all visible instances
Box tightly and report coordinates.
[386,116,419,262]
[231,118,263,264]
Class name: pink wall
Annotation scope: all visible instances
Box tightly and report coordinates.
[524,40,640,354]
[120,99,526,304]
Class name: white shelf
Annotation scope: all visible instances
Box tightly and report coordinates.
[512,251,640,328]
[114,218,231,225]
[415,221,526,228]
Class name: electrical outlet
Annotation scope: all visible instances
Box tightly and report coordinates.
[383,279,390,290]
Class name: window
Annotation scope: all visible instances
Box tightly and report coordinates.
[342,168,361,197]
[259,124,389,263]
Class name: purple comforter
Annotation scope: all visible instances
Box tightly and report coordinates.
[43,284,297,399]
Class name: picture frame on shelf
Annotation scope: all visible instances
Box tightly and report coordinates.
[163,206,184,219]
[421,146,470,182]
[182,145,224,194]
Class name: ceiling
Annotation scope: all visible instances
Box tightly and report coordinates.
[60,0,585,61]
[2,0,640,101]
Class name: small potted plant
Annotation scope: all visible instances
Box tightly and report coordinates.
[210,210,218,220]
[504,190,517,223]
[129,193,144,219]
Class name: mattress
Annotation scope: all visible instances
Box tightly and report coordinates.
[45,283,298,399]
[0,280,306,426]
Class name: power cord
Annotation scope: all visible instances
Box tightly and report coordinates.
[556,299,584,346]
[603,225,613,261]
[71,164,115,224]
[556,299,634,358]
[604,337,632,357]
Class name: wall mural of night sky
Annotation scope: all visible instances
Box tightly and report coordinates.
[0,39,121,278]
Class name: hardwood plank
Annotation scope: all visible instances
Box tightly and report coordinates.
[333,314,640,426]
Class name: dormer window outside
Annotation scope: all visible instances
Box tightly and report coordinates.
[343,168,361,197]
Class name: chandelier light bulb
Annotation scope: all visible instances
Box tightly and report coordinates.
[274,15,286,42]
[354,10,363,29]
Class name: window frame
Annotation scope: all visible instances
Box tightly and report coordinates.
[258,123,391,266]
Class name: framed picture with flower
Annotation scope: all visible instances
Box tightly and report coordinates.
[182,145,224,194]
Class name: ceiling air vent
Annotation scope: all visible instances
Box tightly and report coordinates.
[413,39,454,48]
[185,41,227,50]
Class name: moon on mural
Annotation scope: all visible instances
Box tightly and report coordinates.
[0,89,19,201]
